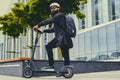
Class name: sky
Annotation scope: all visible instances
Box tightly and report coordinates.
[0,0,11,16]
[0,0,12,43]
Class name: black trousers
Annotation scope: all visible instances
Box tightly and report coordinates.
[45,38,70,66]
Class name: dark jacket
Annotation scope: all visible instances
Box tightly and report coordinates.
[38,12,73,48]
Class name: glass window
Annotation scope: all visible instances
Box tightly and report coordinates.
[99,52,108,60]
[22,0,25,3]
[69,48,74,60]
[78,19,85,30]
[108,51,119,60]
[78,34,85,56]
[94,0,103,25]
[91,29,99,53]
[78,20,81,30]
[79,4,88,29]
[0,43,3,60]
[85,54,92,61]
[117,50,120,59]
[116,21,120,50]
[91,53,99,61]
[84,32,91,54]
[18,0,20,2]
[81,19,85,29]
[95,0,98,4]
[106,23,116,51]
[91,52,108,61]
[98,26,107,52]
[16,38,20,57]
[73,35,79,55]
[115,0,120,18]
[111,0,120,20]
[111,0,116,20]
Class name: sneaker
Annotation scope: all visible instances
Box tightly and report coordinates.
[41,65,55,71]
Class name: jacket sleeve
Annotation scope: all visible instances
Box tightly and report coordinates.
[43,27,55,33]
[38,13,62,27]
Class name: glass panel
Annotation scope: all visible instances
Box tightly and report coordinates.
[98,26,107,52]
[111,0,116,20]
[117,50,120,59]
[115,0,120,19]
[90,52,108,61]
[0,43,3,60]
[84,32,91,54]
[108,51,118,60]
[77,34,85,61]
[79,4,88,29]
[95,0,103,25]
[111,0,120,20]
[91,29,99,53]
[73,35,79,55]
[69,48,74,60]
[91,53,99,61]
[106,23,116,51]
[78,34,85,56]
[85,54,92,61]
[99,52,108,60]
[75,56,87,61]
[18,0,20,2]
[116,21,120,50]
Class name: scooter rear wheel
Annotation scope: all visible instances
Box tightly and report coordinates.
[23,67,33,78]
[63,67,74,78]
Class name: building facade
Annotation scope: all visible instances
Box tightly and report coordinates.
[0,0,120,61]
[71,19,120,61]
[0,0,29,60]
[71,0,120,61]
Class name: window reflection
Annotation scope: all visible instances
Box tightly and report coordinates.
[111,0,120,20]
[79,4,87,30]
[73,35,79,55]
[95,0,103,25]
[106,23,116,51]
[78,34,85,56]
[91,53,99,61]
[98,27,107,52]
[91,29,99,53]
[116,21,120,50]
[108,51,120,60]
[84,32,91,54]
[99,52,109,60]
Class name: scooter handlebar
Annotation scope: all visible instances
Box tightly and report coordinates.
[37,30,43,34]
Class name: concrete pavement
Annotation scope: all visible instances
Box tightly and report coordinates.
[0,70,120,80]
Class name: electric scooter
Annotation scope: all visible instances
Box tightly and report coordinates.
[23,30,74,78]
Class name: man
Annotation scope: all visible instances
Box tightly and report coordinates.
[33,2,73,71]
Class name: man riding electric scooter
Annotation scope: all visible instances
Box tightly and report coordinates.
[33,2,73,77]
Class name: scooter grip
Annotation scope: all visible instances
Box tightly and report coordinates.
[37,30,42,34]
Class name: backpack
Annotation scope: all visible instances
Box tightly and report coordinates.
[65,15,76,38]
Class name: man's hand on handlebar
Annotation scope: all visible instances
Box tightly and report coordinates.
[33,25,43,34]
[33,25,39,31]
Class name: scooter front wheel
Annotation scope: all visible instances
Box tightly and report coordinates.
[23,67,33,78]
[63,67,74,78]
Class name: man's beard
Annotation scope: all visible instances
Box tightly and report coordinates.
[51,10,59,17]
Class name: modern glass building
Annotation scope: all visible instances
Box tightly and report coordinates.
[0,0,120,61]
[70,0,120,61]
[71,19,120,61]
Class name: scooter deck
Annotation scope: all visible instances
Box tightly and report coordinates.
[34,70,57,73]
[34,70,68,74]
